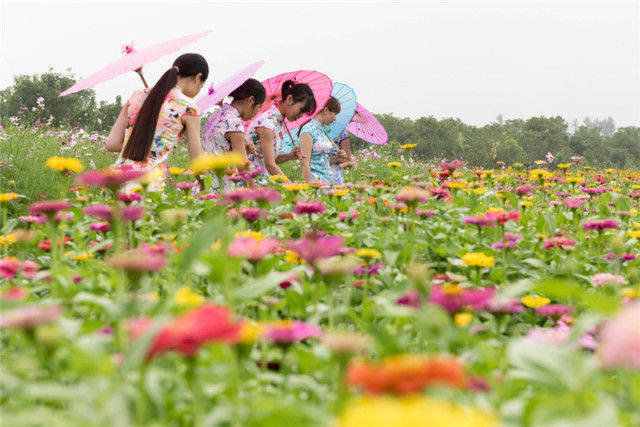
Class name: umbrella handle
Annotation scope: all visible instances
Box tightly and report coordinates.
[135,68,149,88]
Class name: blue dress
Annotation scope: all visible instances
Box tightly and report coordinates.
[299,119,334,183]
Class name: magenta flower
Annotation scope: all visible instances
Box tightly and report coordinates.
[338,210,360,222]
[429,285,495,313]
[503,232,522,241]
[90,221,110,232]
[486,298,524,314]
[1,287,28,301]
[516,184,535,196]
[439,159,464,171]
[19,215,46,224]
[396,290,421,308]
[28,200,71,218]
[526,322,570,345]
[264,321,322,343]
[20,260,39,279]
[543,236,577,250]
[598,303,640,369]
[118,192,142,204]
[415,208,436,217]
[227,236,279,262]
[535,304,574,317]
[0,305,63,329]
[83,204,113,221]
[492,240,518,250]
[287,234,346,263]
[293,199,326,215]
[174,181,198,191]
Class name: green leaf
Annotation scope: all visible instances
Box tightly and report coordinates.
[178,213,225,274]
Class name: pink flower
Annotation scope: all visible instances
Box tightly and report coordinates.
[486,298,524,313]
[90,221,110,232]
[526,322,571,345]
[76,167,145,189]
[415,208,436,217]
[122,206,145,222]
[583,219,618,232]
[516,184,535,196]
[1,287,28,300]
[279,274,298,289]
[227,236,279,262]
[83,204,113,221]
[0,257,21,279]
[294,199,326,215]
[503,232,522,241]
[174,181,198,191]
[338,210,360,222]
[118,192,142,204]
[264,321,322,343]
[439,160,464,171]
[535,304,574,317]
[107,249,166,272]
[28,200,71,218]
[0,305,63,329]
[492,240,518,250]
[19,215,46,224]
[543,236,577,250]
[20,260,39,278]
[429,285,495,313]
[591,273,628,287]
[287,234,346,263]
[598,303,640,369]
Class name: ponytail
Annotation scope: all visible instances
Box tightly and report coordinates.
[281,80,316,116]
[122,53,209,161]
[229,78,266,104]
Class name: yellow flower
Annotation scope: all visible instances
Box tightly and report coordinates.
[282,183,309,192]
[521,295,551,308]
[238,321,266,344]
[337,396,497,427]
[169,166,185,175]
[210,238,222,251]
[0,193,19,203]
[235,231,264,240]
[72,253,94,261]
[355,248,382,259]
[565,176,583,183]
[327,189,350,197]
[399,143,417,149]
[45,156,83,173]
[473,188,486,195]
[138,167,163,185]
[285,250,303,264]
[454,312,473,327]
[622,288,639,299]
[631,209,637,216]
[174,287,204,307]
[628,230,640,239]
[387,162,402,168]
[445,180,467,189]
[605,168,617,173]
[529,169,553,180]
[521,201,533,207]
[558,163,570,169]
[0,234,17,249]
[190,152,246,174]
[269,174,289,182]
[461,252,494,267]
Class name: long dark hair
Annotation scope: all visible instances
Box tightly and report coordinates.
[281,80,316,115]
[230,78,266,104]
[324,96,341,114]
[122,53,209,161]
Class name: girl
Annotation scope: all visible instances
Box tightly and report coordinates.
[299,96,342,184]
[328,131,353,185]
[105,53,208,191]
[245,80,316,180]
[201,78,266,190]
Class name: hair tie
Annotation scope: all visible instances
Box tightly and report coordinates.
[172,66,180,73]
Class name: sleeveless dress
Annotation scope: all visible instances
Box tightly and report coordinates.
[115,86,199,191]
[202,103,245,190]
[299,119,334,183]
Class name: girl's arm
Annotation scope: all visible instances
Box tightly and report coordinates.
[184,115,205,161]
[227,132,249,161]
[256,128,286,177]
[300,133,314,184]
[340,138,352,160]
[105,105,128,152]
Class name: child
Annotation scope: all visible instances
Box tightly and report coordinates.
[245,80,315,180]
[201,78,266,190]
[105,53,208,191]
[329,131,353,185]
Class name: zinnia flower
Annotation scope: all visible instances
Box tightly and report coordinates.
[263,320,322,343]
[76,167,145,189]
[45,156,83,173]
[28,200,71,218]
[591,273,628,287]
[461,252,494,267]
[0,305,63,329]
[227,236,279,262]
[107,248,166,272]
[293,199,326,215]
[598,303,640,370]
[287,233,346,263]
[429,285,495,313]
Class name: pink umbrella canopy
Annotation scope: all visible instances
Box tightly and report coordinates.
[59,30,212,97]
[346,103,388,145]
[244,70,333,131]
[196,60,265,113]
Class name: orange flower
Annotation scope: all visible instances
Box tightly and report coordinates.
[367,197,377,205]
[346,355,469,395]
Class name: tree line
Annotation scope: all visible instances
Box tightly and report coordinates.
[2,69,638,168]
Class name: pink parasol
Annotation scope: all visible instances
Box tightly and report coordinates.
[244,70,333,131]
[196,60,265,113]
[346,103,388,145]
[59,30,212,97]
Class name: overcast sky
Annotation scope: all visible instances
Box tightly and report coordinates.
[1,0,639,127]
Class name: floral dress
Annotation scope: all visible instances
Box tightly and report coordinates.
[299,119,334,183]
[202,103,245,190]
[245,105,287,176]
[328,131,349,185]
[115,86,199,191]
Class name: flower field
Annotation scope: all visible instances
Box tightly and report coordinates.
[1,123,639,426]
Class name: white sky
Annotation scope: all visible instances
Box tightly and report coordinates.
[1,0,639,127]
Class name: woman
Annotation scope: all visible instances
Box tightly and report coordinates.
[245,80,316,180]
[298,96,342,184]
[201,78,266,190]
[105,53,208,191]
[328,131,352,185]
